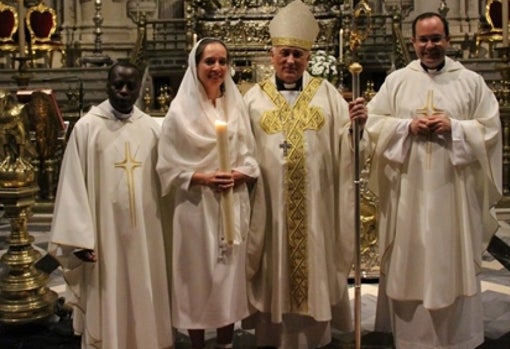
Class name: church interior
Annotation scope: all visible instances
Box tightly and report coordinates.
[0,0,510,348]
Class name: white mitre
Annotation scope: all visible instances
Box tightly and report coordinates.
[269,0,319,50]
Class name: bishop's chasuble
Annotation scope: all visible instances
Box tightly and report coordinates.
[245,71,363,347]
[49,100,173,349]
[366,57,502,349]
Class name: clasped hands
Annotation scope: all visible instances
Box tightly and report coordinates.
[409,114,451,136]
[205,171,234,193]
[194,170,254,193]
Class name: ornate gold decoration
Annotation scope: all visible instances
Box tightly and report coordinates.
[24,91,64,200]
[349,0,372,54]
[114,142,142,227]
[0,0,19,67]
[190,0,340,63]
[475,0,505,58]
[78,0,113,67]
[363,80,377,102]
[157,86,167,112]
[259,77,323,313]
[358,158,379,277]
[0,185,58,324]
[0,90,57,324]
[272,37,313,50]
[143,87,151,113]
[0,90,35,188]
[25,1,66,68]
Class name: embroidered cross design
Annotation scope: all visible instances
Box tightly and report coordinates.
[415,90,443,169]
[115,142,142,227]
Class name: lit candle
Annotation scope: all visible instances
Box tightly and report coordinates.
[18,0,25,58]
[339,28,343,63]
[214,120,235,245]
[192,33,198,46]
[504,0,509,47]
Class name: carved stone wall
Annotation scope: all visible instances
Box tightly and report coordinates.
[187,0,342,62]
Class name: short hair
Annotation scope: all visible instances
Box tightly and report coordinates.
[412,12,449,38]
[107,61,142,82]
[195,38,230,65]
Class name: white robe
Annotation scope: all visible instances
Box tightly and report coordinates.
[49,100,173,349]
[366,57,502,349]
[156,40,260,330]
[244,72,361,348]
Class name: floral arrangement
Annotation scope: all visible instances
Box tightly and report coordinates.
[308,50,338,83]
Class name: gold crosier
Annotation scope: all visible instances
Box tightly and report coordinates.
[259,77,324,313]
[114,142,142,227]
[415,90,443,169]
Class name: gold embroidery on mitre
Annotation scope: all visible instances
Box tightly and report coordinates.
[114,142,142,227]
[268,0,319,52]
[271,37,314,50]
[259,77,324,314]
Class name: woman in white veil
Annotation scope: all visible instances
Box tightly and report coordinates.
[157,38,260,349]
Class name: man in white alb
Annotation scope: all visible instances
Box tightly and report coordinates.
[366,12,502,349]
[49,61,173,349]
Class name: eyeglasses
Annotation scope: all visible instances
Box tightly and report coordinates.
[415,35,446,45]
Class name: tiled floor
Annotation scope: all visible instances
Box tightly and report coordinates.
[0,207,510,348]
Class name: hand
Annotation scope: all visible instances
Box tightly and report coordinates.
[232,170,256,188]
[348,97,367,129]
[426,114,451,135]
[409,114,451,136]
[73,249,97,263]
[409,117,431,136]
[194,171,234,192]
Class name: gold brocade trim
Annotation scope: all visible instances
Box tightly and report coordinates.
[259,77,324,314]
[114,142,142,227]
[271,37,313,50]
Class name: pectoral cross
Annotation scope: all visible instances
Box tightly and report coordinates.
[115,142,142,227]
[279,139,292,156]
[415,90,443,169]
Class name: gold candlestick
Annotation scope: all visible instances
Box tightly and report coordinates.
[0,91,57,324]
[0,186,58,324]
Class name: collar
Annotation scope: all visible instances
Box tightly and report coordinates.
[276,76,303,91]
[107,100,134,120]
[420,60,445,74]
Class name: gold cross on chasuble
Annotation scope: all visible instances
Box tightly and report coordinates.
[115,142,142,227]
[415,90,443,169]
[259,77,324,314]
